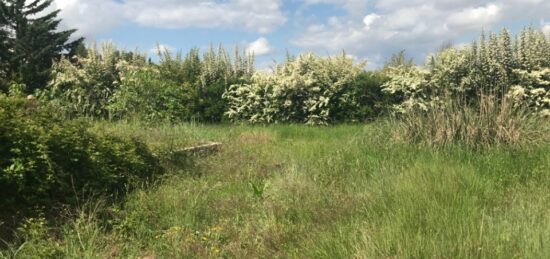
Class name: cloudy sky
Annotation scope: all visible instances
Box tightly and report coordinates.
[53,0,550,69]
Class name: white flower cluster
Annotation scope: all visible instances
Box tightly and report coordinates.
[382,28,550,118]
[223,53,364,125]
[381,65,431,113]
[45,42,147,117]
[508,68,550,116]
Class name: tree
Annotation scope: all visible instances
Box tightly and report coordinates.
[498,28,515,74]
[383,49,414,71]
[0,0,83,93]
[0,8,9,92]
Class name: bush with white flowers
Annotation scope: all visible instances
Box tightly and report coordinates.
[382,27,550,117]
[42,42,145,118]
[224,53,365,125]
[508,68,550,116]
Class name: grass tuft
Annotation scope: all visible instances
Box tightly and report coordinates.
[393,93,549,148]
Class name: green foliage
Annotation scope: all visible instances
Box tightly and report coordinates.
[42,43,146,119]
[0,96,163,224]
[0,0,83,93]
[155,44,254,122]
[248,180,270,199]
[224,52,366,125]
[43,43,254,123]
[346,71,393,119]
[109,66,187,122]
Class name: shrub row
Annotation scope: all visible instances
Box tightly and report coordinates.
[41,43,255,123]
[382,27,550,147]
[36,44,392,124]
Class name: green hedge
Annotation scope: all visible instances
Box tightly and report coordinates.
[0,96,164,218]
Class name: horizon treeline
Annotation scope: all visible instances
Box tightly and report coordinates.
[0,0,548,124]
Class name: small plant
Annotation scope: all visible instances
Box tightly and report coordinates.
[248,180,269,199]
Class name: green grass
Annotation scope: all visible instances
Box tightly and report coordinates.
[2,122,550,258]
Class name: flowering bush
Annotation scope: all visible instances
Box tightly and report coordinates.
[382,27,550,147]
[41,42,145,118]
[508,68,550,117]
[383,27,550,117]
[42,43,254,122]
[224,53,365,125]
[382,65,431,113]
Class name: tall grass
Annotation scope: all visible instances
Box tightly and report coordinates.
[2,123,549,258]
[393,92,549,148]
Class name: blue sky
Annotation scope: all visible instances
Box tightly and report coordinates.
[53,0,550,69]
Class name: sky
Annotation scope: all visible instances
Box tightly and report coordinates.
[52,0,550,69]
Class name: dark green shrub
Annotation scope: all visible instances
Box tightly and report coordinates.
[108,68,187,122]
[188,80,237,123]
[0,96,163,220]
[351,71,396,120]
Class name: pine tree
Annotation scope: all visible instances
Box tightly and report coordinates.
[487,32,499,63]
[533,31,550,68]
[478,31,489,71]
[518,29,529,70]
[182,48,201,83]
[0,0,83,93]
[498,28,515,74]
[383,49,414,71]
[0,10,9,91]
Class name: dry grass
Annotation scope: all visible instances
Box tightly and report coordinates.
[393,93,549,148]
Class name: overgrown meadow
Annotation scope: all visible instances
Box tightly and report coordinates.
[1,1,550,256]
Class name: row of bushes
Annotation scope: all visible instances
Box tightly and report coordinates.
[0,95,163,227]
[383,27,549,116]
[39,43,255,123]
[24,43,392,124]
[224,53,392,125]
[382,27,549,147]
[34,29,547,127]
[3,28,548,145]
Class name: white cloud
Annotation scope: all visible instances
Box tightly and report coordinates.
[447,4,501,31]
[54,0,286,36]
[363,14,382,30]
[150,44,175,55]
[53,0,124,38]
[543,24,550,38]
[126,0,286,33]
[247,37,274,56]
[292,0,550,66]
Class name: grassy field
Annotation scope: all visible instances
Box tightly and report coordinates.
[3,122,550,258]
